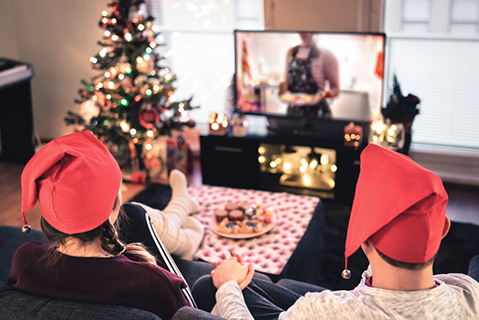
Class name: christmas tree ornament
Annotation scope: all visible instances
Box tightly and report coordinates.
[80,99,100,123]
[139,105,160,129]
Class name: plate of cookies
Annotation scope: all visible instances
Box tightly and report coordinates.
[209,202,276,239]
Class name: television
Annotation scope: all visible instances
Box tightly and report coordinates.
[234,30,385,135]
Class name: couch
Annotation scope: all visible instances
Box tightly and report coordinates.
[0,224,325,320]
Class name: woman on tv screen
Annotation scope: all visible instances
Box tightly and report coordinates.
[279,32,340,118]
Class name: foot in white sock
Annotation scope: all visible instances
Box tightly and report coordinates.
[168,169,199,214]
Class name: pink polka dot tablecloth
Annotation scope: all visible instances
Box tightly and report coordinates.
[188,185,320,275]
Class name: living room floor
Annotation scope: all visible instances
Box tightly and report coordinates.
[1,159,479,229]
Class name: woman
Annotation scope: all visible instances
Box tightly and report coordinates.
[280,32,340,118]
[8,131,202,320]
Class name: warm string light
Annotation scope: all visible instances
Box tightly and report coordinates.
[99,48,108,57]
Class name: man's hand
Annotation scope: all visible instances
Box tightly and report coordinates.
[211,250,255,290]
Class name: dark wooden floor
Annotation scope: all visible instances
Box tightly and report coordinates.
[1,161,479,230]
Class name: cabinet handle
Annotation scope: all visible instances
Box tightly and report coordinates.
[215,146,243,153]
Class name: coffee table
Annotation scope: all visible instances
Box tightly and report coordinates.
[188,185,320,275]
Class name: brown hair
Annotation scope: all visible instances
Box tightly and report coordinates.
[40,196,157,266]
[375,247,438,271]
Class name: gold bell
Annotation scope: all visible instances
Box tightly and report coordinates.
[341,269,351,279]
[22,224,31,234]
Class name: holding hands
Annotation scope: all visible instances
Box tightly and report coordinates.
[211,250,255,289]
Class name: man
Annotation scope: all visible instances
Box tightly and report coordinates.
[192,144,479,319]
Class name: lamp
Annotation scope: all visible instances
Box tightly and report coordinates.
[208,112,229,135]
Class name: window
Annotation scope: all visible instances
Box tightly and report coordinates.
[384,0,479,152]
[148,0,264,124]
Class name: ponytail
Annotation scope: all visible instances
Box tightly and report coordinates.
[40,195,157,266]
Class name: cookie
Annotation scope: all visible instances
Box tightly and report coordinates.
[239,220,255,233]
[240,202,253,211]
[225,203,239,211]
[217,218,240,234]
[229,209,244,221]
[214,209,229,223]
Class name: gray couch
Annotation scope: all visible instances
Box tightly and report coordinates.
[0,225,324,319]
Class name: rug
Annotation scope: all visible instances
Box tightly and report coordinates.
[130,183,479,291]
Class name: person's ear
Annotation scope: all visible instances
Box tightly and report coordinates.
[361,239,374,255]
[441,216,451,239]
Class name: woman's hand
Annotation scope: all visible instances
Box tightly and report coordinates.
[304,91,326,106]
[211,250,255,289]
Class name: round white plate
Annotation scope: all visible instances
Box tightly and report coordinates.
[209,214,277,239]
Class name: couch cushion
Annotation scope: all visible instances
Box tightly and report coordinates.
[0,282,161,320]
[0,226,46,283]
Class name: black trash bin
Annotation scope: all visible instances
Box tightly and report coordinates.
[0,59,35,164]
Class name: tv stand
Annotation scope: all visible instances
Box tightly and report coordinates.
[200,119,369,205]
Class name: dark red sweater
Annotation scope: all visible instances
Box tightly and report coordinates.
[8,241,190,320]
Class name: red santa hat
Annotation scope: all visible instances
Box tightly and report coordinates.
[21,131,122,235]
[342,144,448,279]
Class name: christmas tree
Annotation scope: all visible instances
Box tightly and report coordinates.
[65,0,197,169]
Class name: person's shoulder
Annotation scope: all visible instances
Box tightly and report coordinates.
[300,288,369,306]
[435,273,479,289]
[280,289,373,319]
[15,241,49,255]
[318,48,337,61]
[118,255,185,287]
[287,46,296,57]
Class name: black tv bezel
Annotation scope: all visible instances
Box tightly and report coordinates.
[233,29,387,125]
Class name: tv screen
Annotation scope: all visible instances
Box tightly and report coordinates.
[234,30,385,123]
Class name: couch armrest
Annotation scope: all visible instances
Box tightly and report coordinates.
[0,226,46,283]
[172,306,224,320]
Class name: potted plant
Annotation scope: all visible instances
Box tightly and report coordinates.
[381,75,420,155]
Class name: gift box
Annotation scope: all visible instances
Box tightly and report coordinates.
[166,135,192,176]
[142,136,168,181]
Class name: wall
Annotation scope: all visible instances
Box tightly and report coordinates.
[3,0,109,140]
[264,0,383,32]
[0,0,20,59]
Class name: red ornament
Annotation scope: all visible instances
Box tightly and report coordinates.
[139,107,160,129]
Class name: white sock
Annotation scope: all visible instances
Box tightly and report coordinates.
[163,169,200,221]
[131,202,204,260]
